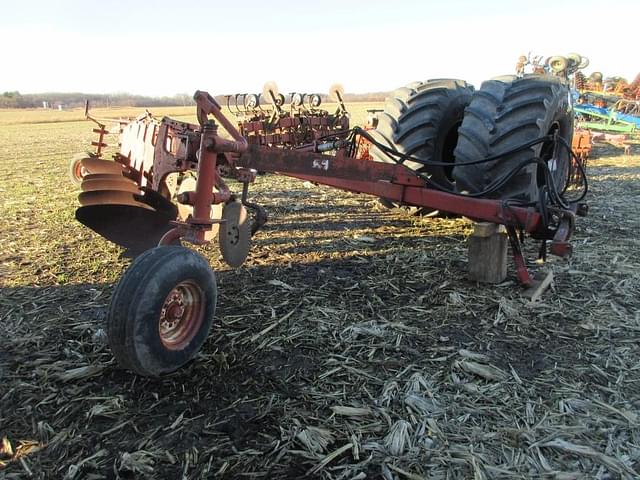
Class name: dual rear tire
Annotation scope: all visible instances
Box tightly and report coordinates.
[369,79,474,190]
[369,75,573,204]
[453,75,573,202]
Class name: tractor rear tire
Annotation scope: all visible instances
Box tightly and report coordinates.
[369,79,474,190]
[107,246,217,376]
[452,75,573,203]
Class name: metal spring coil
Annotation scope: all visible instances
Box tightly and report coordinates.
[574,71,586,91]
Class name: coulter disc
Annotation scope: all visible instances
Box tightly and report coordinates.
[78,190,149,209]
[329,83,345,102]
[81,157,129,175]
[80,178,140,193]
[219,201,250,268]
[262,81,279,104]
[82,173,135,182]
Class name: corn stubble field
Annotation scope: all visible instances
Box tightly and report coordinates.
[0,103,639,479]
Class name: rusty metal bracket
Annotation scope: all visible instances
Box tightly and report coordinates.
[193,91,248,155]
[549,210,575,257]
[506,225,533,286]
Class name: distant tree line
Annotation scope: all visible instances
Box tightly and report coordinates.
[0,91,197,109]
[0,91,24,108]
[0,90,389,109]
[340,92,388,102]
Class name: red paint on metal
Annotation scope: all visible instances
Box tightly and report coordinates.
[192,124,218,226]
[158,281,205,350]
[76,89,583,285]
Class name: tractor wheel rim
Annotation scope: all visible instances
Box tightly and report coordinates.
[228,225,240,245]
[159,280,205,350]
[75,161,87,180]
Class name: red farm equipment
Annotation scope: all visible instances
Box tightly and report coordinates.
[71,76,587,376]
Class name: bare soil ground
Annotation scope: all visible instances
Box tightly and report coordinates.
[1,111,639,479]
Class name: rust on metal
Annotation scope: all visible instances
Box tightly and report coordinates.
[219,201,251,269]
[81,157,128,175]
[80,178,140,193]
[159,281,205,350]
[73,84,584,282]
[78,190,147,209]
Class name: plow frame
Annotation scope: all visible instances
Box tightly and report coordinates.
[78,90,585,287]
[116,91,581,287]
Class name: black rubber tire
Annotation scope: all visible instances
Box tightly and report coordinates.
[106,247,170,370]
[107,246,217,376]
[452,75,573,202]
[368,79,474,189]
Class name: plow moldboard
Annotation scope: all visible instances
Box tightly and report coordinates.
[76,204,175,256]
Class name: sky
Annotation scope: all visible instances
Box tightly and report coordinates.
[1,0,637,96]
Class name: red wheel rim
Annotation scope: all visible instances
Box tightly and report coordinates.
[159,280,205,350]
[74,160,87,180]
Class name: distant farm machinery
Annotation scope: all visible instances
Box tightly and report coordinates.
[516,52,640,163]
[572,71,640,140]
[71,75,586,376]
[515,52,589,78]
[574,71,640,104]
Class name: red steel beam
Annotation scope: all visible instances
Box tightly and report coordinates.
[236,146,544,234]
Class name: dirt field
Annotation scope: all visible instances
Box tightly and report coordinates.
[1,106,639,479]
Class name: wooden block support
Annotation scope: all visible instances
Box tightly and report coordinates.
[468,222,507,284]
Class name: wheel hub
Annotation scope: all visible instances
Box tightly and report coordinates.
[75,162,88,179]
[158,281,204,350]
[226,224,240,245]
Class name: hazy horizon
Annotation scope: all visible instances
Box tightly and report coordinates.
[2,89,392,97]
[3,0,637,96]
